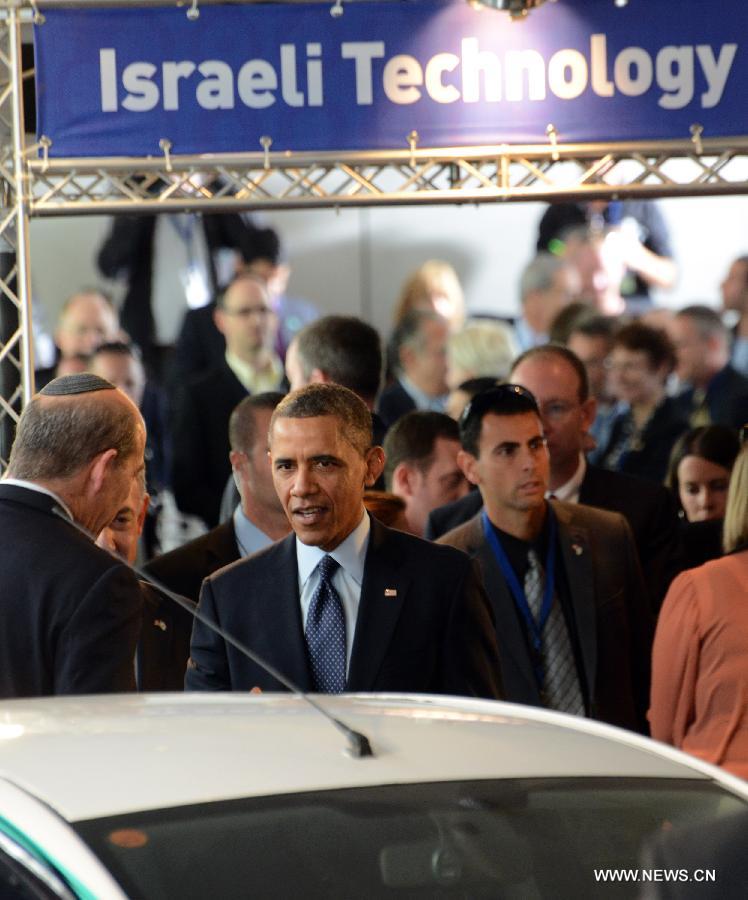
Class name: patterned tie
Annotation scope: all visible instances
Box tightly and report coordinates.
[305,555,347,693]
[524,549,585,716]
[689,388,711,428]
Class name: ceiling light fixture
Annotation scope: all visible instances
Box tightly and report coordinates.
[471,0,549,20]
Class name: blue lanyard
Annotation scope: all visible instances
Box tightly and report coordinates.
[482,509,557,677]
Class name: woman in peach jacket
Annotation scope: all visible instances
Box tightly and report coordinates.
[649,444,748,779]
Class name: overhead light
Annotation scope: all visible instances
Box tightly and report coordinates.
[471,0,549,19]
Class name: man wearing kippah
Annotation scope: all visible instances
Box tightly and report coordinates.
[0,373,147,697]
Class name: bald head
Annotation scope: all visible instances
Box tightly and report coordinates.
[55,291,120,359]
[7,377,143,482]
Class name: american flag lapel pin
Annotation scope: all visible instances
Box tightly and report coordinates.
[571,543,583,556]
[384,588,397,597]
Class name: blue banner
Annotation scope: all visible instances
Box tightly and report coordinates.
[34,0,748,158]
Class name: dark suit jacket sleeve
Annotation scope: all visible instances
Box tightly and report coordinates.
[426,492,483,541]
[642,488,684,612]
[97,215,145,279]
[185,578,231,691]
[441,558,504,700]
[57,565,143,694]
[617,515,655,733]
[171,383,216,525]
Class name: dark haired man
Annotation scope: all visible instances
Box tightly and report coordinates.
[566,315,618,461]
[671,304,748,428]
[383,411,468,536]
[428,345,682,610]
[90,341,172,554]
[0,374,146,697]
[285,315,386,445]
[186,383,501,697]
[97,207,255,372]
[377,310,450,428]
[171,273,283,528]
[438,384,652,732]
[721,255,748,376]
[146,392,289,604]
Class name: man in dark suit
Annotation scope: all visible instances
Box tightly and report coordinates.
[97,209,253,373]
[186,383,502,697]
[171,273,283,527]
[438,384,652,733]
[146,392,290,604]
[721,254,748,375]
[0,373,146,698]
[377,310,450,429]
[428,345,682,608]
[285,315,387,446]
[671,305,748,427]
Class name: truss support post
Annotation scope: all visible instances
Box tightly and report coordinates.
[8,7,34,408]
[0,250,20,465]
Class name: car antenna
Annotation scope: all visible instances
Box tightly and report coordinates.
[53,508,374,759]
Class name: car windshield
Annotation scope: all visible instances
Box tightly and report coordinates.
[74,778,745,899]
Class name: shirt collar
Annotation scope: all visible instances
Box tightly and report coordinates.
[399,375,448,413]
[549,453,587,503]
[516,317,546,351]
[225,350,283,393]
[232,504,274,557]
[296,511,370,587]
[0,478,74,522]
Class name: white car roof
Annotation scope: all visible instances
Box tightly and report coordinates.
[0,693,745,822]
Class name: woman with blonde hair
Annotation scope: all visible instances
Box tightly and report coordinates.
[393,260,465,332]
[446,318,519,391]
[649,443,748,778]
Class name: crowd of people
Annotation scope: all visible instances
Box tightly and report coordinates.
[2,202,748,783]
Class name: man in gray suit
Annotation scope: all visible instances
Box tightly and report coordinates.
[186,383,502,698]
[438,384,652,733]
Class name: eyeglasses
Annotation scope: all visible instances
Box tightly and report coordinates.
[221,305,272,318]
[459,383,539,430]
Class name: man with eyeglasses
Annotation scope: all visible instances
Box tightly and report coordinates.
[172,273,284,528]
[427,345,683,610]
[438,384,652,733]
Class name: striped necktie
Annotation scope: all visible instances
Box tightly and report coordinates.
[525,549,585,716]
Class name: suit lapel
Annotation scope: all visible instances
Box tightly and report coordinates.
[252,535,312,691]
[552,501,597,701]
[347,519,409,691]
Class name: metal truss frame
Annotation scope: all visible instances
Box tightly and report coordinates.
[26,137,748,215]
[1,0,748,466]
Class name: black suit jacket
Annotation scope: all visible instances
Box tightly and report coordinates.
[438,502,653,733]
[600,397,688,484]
[0,484,143,698]
[144,520,240,605]
[172,301,226,385]
[186,516,502,698]
[97,212,251,369]
[673,363,748,428]
[137,583,197,692]
[375,380,416,429]
[171,362,248,527]
[427,464,682,609]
